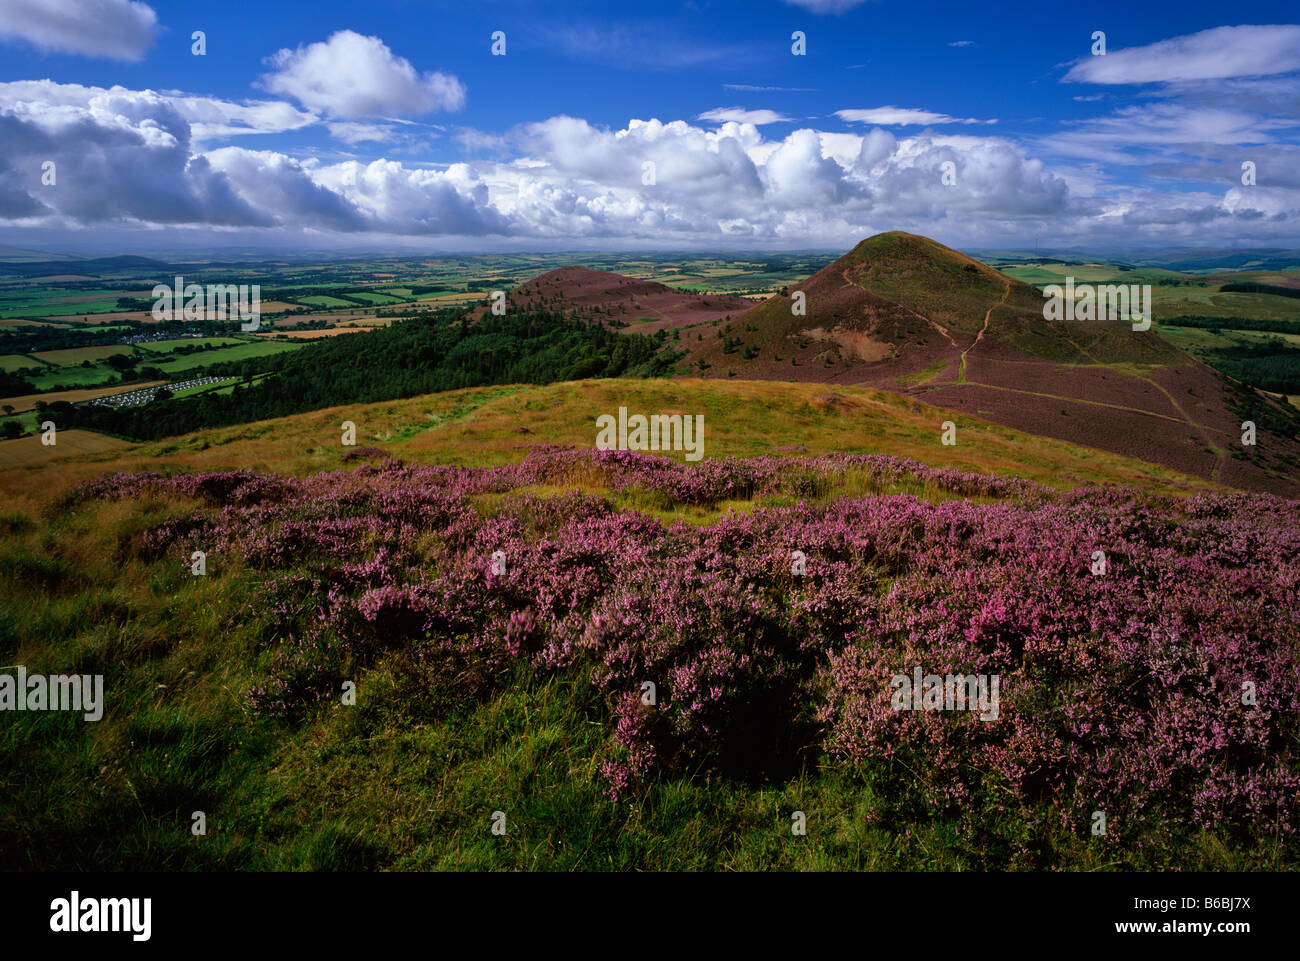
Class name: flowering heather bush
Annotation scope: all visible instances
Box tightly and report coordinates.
[74,449,1300,844]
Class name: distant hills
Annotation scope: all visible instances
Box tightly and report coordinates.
[0,254,170,278]
[974,247,1300,272]
[0,246,77,263]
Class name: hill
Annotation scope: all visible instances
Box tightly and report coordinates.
[0,246,75,263]
[677,232,1300,497]
[486,266,752,334]
[0,254,169,278]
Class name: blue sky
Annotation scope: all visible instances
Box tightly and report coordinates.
[1,0,1298,253]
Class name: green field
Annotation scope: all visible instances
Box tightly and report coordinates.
[1001,264,1182,285]
[0,340,138,392]
[0,332,301,396]
[1151,289,1300,323]
[345,291,407,305]
[0,303,125,319]
[1160,325,1300,350]
[1003,264,1300,324]
[0,409,43,433]
[297,295,358,309]
[136,336,248,353]
[0,288,138,318]
[151,340,301,373]
[25,366,117,391]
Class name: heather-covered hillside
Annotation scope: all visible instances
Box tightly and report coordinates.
[4,448,1295,870]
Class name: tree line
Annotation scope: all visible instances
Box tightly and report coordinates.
[47,308,682,441]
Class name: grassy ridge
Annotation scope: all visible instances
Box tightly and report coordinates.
[0,378,1213,514]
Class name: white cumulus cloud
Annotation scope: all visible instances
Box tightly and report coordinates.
[261,30,466,119]
[0,80,319,144]
[0,0,158,61]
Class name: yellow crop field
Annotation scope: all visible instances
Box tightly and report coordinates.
[28,344,134,365]
[0,428,129,467]
[0,381,166,413]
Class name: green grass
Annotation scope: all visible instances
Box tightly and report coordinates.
[2,410,47,433]
[1140,288,1300,323]
[1160,325,1298,351]
[0,354,35,372]
[136,337,248,353]
[0,299,127,319]
[0,378,1212,503]
[152,341,301,373]
[296,295,357,309]
[344,291,406,306]
[896,360,949,387]
[26,366,117,391]
[1002,265,1142,285]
